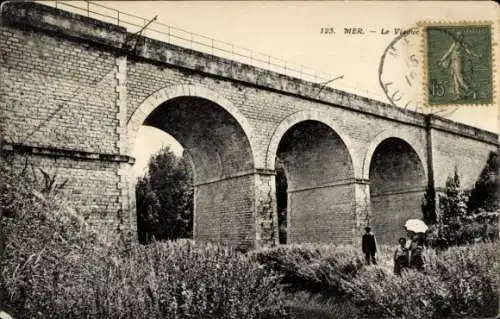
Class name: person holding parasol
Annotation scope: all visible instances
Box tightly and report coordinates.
[403,219,428,271]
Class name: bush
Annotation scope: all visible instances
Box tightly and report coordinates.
[426,243,499,318]
[2,155,497,318]
[124,241,285,319]
[425,167,499,249]
[254,242,499,318]
[342,266,450,318]
[252,244,364,297]
[0,159,284,318]
[426,219,498,249]
[349,243,498,318]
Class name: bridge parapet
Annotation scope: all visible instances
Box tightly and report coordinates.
[0,1,126,48]
[428,116,498,144]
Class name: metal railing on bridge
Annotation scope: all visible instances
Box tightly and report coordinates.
[42,0,386,100]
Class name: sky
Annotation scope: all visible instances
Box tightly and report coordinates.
[42,1,499,177]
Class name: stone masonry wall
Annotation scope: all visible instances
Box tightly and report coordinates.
[6,152,124,238]
[277,121,356,244]
[369,138,427,243]
[0,26,120,154]
[431,129,498,190]
[195,175,255,250]
[289,185,356,244]
[0,4,132,237]
[1,2,498,248]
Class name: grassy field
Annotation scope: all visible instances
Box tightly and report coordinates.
[1,162,498,318]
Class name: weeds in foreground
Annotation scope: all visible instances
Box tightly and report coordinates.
[0,160,285,318]
[254,242,499,318]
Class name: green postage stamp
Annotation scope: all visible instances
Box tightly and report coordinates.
[424,23,493,106]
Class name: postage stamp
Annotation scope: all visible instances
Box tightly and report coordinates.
[422,23,494,106]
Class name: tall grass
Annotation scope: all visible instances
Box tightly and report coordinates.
[252,244,364,297]
[0,160,284,318]
[254,241,499,318]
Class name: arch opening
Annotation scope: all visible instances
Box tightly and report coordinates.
[143,96,254,184]
[275,120,355,244]
[133,95,255,248]
[368,137,427,244]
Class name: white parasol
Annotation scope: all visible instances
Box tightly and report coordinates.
[404,219,428,233]
[0,311,14,319]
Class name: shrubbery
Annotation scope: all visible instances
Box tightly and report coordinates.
[426,218,498,248]
[0,159,284,318]
[254,242,499,318]
[426,243,498,317]
[344,244,498,318]
[424,166,499,249]
[252,244,363,297]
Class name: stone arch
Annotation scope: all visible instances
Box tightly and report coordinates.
[364,129,428,244]
[267,111,356,244]
[362,128,427,180]
[126,84,258,249]
[266,110,355,170]
[127,84,257,166]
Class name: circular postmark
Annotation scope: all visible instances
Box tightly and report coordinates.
[378,27,422,112]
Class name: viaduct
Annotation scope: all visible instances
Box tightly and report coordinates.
[1,2,498,250]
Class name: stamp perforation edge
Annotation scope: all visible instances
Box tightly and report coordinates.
[417,20,497,108]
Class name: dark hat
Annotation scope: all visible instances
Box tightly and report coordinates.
[365,226,371,231]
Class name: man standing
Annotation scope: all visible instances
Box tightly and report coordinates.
[362,226,377,265]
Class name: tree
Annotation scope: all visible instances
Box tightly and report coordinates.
[275,158,288,244]
[425,167,467,248]
[434,168,468,246]
[467,151,499,213]
[439,166,468,224]
[427,165,500,248]
[136,176,161,244]
[421,186,437,225]
[136,146,193,244]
